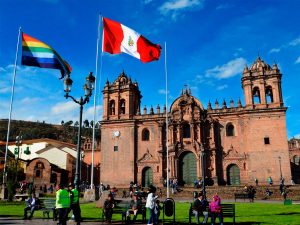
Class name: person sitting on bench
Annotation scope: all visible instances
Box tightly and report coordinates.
[126,193,142,224]
[24,193,40,220]
[193,192,209,224]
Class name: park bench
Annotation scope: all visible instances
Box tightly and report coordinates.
[189,203,235,225]
[101,200,146,223]
[234,193,249,202]
[24,198,57,220]
[40,198,57,220]
[101,200,128,222]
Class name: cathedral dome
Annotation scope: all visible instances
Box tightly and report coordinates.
[170,86,204,113]
[250,56,271,71]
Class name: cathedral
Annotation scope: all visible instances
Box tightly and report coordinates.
[100,57,291,187]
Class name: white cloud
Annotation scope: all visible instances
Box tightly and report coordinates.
[158,89,170,94]
[289,36,300,46]
[144,0,153,4]
[205,57,247,79]
[159,0,204,20]
[216,4,232,10]
[83,105,103,122]
[20,97,41,104]
[270,48,281,53]
[0,67,6,72]
[295,134,300,139]
[0,87,11,94]
[51,101,78,115]
[295,56,300,64]
[217,84,228,90]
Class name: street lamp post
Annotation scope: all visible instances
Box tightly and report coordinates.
[201,144,207,200]
[63,72,95,189]
[15,134,22,183]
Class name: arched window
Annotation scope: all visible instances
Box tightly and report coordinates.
[252,87,261,104]
[120,99,126,114]
[142,128,150,141]
[293,155,300,165]
[109,100,115,115]
[265,86,273,103]
[183,123,191,138]
[226,123,235,136]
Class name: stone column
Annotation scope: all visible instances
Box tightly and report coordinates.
[174,157,178,179]
[191,123,195,141]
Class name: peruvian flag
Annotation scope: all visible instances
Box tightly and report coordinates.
[102,17,161,63]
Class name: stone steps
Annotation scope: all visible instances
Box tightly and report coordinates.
[116,185,300,201]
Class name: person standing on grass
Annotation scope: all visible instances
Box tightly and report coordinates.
[68,183,81,225]
[56,183,70,225]
[146,185,158,225]
[209,194,223,225]
[23,193,40,220]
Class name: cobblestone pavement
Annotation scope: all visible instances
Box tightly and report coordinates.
[0,218,137,225]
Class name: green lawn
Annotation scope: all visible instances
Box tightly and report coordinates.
[0,201,299,224]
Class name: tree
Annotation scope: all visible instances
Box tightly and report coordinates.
[74,121,79,127]
[83,119,89,128]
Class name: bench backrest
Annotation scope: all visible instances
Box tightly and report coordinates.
[220,204,235,217]
[41,199,56,209]
[234,193,248,197]
[189,203,235,217]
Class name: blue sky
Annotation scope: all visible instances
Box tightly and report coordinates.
[0,0,300,139]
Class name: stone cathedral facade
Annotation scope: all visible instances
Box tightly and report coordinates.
[100,57,291,187]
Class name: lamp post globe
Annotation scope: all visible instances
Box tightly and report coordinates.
[63,72,95,189]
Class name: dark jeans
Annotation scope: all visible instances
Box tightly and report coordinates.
[105,208,113,222]
[211,212,223,224]
[24,205,38,219]
[57,208,69,225]
[71,203,81,224]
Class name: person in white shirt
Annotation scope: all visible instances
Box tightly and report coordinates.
[146,185,158,225]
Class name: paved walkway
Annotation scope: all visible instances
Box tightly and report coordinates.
[0,217,135,225]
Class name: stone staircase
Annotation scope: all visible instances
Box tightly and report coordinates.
[116,185,300,201]
[161,185,300,201]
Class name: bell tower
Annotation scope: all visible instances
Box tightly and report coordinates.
[102,71,141,120]
[242,57,283,109]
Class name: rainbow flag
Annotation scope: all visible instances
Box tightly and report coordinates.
[21,33,72,78]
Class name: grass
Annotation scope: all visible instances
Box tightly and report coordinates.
[0,200,300,224]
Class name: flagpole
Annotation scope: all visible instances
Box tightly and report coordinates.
[91,14,102,189]
[2,27,22,187]
[165,42,170,198]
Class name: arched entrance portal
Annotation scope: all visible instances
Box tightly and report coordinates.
[142,167,153,187]
[179,151,197,185]
[227,164,240,185]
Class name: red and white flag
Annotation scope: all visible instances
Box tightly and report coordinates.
[102,17,161,63]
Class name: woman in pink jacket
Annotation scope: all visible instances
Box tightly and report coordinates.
[209,194,223,225]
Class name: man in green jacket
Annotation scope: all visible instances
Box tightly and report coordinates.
[68,183,81,225]
[56,184,70,225]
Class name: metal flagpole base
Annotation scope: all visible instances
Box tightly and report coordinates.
[0,184,8,200]
[84,188,95,202]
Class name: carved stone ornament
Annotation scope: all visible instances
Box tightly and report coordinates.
[223,145,247,160]
[138,149,159,164]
